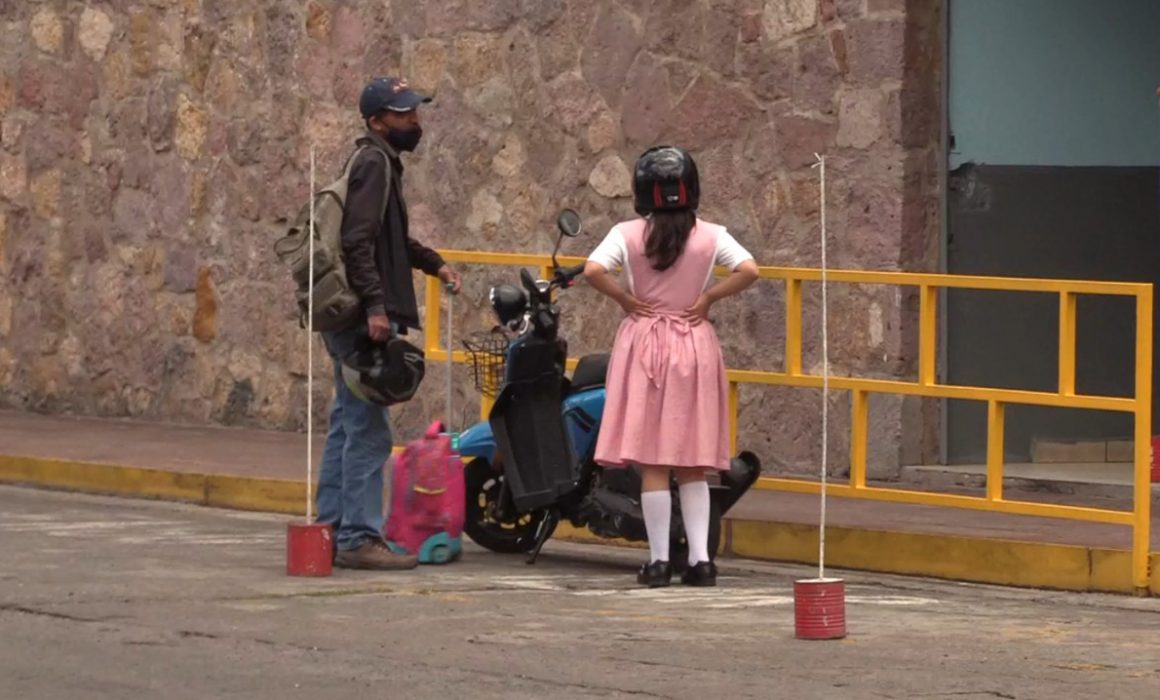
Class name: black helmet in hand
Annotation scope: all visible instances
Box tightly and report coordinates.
[341,336,426,406]
[632,146,700,216]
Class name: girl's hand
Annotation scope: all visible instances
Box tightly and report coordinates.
[619,293,654,318]
[684,295,711,325]
[584,262,653,317]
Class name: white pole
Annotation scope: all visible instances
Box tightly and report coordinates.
[306,145,315,524]
[812,153,829,580]
[446,288,453,431]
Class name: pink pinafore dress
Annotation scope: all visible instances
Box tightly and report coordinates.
[589,218,751,471]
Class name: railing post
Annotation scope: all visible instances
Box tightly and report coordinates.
[1132,288,1153,593]
[424,275,442,358]
[919,285,938,386]
[987,400,1006,502]
[786,278,802,375]
[850,390,869,489]
[1059,292,1077,396]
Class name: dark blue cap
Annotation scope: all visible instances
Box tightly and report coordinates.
[359,77,432,119]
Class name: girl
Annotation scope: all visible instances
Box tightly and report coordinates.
[584,146,760,587]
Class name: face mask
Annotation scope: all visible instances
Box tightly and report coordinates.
[386,126,423,152]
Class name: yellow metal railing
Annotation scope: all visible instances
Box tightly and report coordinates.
[423,250,1154,593]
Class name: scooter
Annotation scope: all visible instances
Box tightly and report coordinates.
[457,209,762,565]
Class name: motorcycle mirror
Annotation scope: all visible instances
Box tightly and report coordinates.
[557,209,582,238]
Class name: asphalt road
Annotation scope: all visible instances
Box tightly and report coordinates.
[0,486,1157,699]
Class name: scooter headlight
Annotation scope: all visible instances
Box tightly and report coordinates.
[489,284,529,327]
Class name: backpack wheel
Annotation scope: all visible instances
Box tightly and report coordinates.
[429,544,452,564]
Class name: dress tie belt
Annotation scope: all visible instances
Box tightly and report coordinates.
[637,313,693,389]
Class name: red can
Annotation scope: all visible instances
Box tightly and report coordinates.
[286,522,333,577]
[794,578,847,640]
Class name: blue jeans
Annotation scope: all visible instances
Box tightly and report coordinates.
[317,324,394,551]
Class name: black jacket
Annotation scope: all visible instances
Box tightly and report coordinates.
[339,132,445,332]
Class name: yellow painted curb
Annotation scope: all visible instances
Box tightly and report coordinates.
[2,455,1155,595]
[554,523,645,550]
[729,519,1156,595]
[0,456,207,504]
[1089,549,1133,594]
[205,475,307,516]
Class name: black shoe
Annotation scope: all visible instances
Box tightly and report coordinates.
[637,560,673,588]
[680,561,718,587]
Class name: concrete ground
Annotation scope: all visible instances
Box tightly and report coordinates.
[1,486,1157,699]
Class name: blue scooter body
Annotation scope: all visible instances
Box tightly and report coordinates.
[457,385,606,467]
[459,324,606,469]
[456,417,498,463]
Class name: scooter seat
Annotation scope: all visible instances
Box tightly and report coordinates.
[570,353,610,393]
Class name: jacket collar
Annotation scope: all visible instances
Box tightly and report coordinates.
[358,130,401,162]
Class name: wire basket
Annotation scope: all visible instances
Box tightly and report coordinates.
[462,331,508,399]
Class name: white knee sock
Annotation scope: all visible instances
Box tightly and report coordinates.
[679,480,711,566]
[641,490,671,563]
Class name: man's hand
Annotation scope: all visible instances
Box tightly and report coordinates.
[438,265,462,295]
[368,313,392,342]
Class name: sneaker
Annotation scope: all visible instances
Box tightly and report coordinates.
[334,539,419,570]
[680,561,717,587]
[637,560,673,588]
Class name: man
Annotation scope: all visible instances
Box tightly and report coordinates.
[318,76,462,570]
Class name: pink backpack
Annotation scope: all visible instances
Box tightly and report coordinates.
[385,421,465,564]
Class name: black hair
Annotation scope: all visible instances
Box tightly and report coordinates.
[644,209,696,271]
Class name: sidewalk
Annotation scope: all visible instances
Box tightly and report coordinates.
[1,409,1157,595]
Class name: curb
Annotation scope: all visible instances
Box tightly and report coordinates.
[1,455,1156,596]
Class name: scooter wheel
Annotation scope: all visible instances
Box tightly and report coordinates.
[463,458,557,554]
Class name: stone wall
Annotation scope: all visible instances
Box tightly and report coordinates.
[0,0,943,478]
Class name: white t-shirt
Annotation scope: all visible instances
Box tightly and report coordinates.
[587,224,754,274]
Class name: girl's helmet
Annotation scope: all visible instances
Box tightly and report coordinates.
[632,146,700,216]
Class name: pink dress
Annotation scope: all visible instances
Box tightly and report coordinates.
[587,217,754,471]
